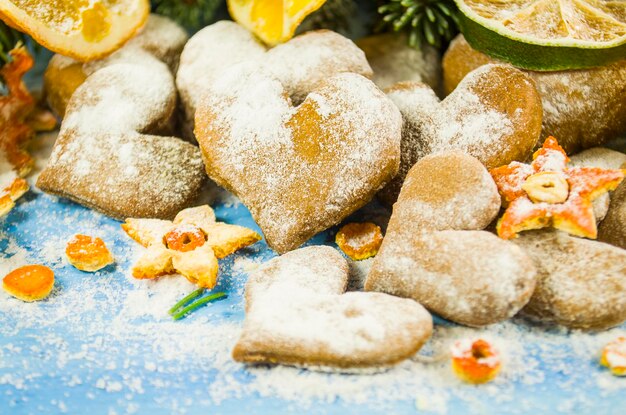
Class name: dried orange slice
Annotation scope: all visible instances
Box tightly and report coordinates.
[0,0,150,61]
[66,234,114,272]
[227,0,327,45]
[3,264,55,301]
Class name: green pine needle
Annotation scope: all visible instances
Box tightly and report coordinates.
[152,0,222,32]
[168,287,205,316]
[171,291,227,321]
[377,0,460,49]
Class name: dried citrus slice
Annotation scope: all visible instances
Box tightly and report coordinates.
[227,0,327,45]
[455,0,626,70]
[3,264,55,301]
[0,0,150,61]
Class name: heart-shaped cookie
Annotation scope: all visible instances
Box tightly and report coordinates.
[379,63,543,204]
[232,246,433,370]
[366,152,537,326]
[176,21,372,138]
[37,29,205,220]
[443,35,626,153]
[195,63,401,253]
[514,231,626,330]
[44,14,189,118]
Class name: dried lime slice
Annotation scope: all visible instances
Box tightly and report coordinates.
[455,0,626,70]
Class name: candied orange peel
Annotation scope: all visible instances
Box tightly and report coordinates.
[164,224,206,252]
[122,205,261,288]
[600,337,626,377]
[65,234,114,272]
[451,338,501,384]
[335,222,384,260]
[3,264,55,302]
[1,47,56,218]
[490,137,625,240]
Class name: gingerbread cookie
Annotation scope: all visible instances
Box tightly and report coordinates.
[195,64,401,253]
[176,21,372,138]
[379,64,542,204]
[514,231,626,330]
[356,33,441,91]
[443,35,626,153]
[37,18,205,220]
[233,246,433,371]
[366,152,537,326]
[598,162,626,250]
[44,14,189,119]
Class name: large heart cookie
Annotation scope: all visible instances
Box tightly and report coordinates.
[443,35,626,153]
[232,246,433,370]
[176,21,372,137]
[37,20,205,220]
[379,64,543,204]
[514,231,626,330]
[195,64,401,253]
[366,152,537,326]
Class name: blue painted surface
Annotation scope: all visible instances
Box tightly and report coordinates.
[1,186,625,415]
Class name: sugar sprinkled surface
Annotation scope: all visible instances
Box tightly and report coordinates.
[3,164,626,413]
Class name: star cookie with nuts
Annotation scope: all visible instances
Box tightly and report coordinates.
[122,205,261,288]
[490,137,625,240]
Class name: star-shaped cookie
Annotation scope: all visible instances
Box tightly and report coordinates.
[490,137,625,240]
[122,205,261,288]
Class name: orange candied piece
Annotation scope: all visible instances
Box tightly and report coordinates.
[451,338,501,384]
[164,224,206,252]
[600,337,626,377]
[335,222,384,260]
[0,177,29,217]
[65,234,114,272]
[3,264,55,301]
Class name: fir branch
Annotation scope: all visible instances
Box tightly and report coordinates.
[298,0,357,35]
[0,21,29,65]
[377,0,460,49]
[152,0,223,32]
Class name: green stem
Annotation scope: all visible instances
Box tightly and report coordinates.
[168,288,205,315]
[171,292,227,321]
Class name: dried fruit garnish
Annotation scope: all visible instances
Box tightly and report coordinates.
[451,338,501,384]
[1,47,56,217]
[490,136,625,239]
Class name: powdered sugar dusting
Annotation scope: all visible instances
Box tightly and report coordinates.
[2,193,626,412]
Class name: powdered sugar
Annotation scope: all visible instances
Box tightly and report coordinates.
[3,192,626,412]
